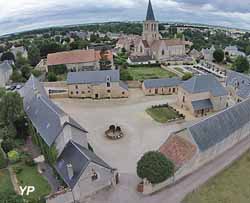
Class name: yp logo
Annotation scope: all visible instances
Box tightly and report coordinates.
[20,186,36,196]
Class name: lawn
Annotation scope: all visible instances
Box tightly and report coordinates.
[183,151,250,203]
[146,105,182,123]
[0,169,14,194]
[122,66,177,81]
[14,163,51,201]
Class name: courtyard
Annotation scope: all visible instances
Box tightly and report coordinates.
[54,89,188,174]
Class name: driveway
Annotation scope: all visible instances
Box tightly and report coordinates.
[54,89,188,174]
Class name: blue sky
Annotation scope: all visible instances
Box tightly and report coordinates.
[1,0,250,36]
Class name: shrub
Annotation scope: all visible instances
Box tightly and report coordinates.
[137,151,174,184]
[0,147,7,169]
[25,156,36,167]
[47,72,57,82]
[8,150,20,163]
[182,72,193,81]
[13,166,23,174]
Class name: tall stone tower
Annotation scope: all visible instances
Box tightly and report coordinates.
[142,0,160,45]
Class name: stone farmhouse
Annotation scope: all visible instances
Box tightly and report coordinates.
[116,0,187,64]
[142,77,181,96]
[159,98,250,188]
[177,74,228,117]
[47,49,114,72]
[20,75,117,203]
[226,71,250,102]
[67,70,129,99]
[0,60,13,87]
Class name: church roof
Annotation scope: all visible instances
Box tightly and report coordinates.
[146,0,155,21]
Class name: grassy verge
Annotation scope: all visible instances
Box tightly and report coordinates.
[146,105,181,123]
[0,169,14,193]
[183,151,250,203]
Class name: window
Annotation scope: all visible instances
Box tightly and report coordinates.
[70,91,73,95]
[91,169,98,181]
[182,96,185,102]
[162,50,165,56]
[88,91,91,93]
[75,85,78,89]
[122,92,125,95]
[140,46,143,53]
[76,91,79,95]
[107,90,111,93]
[107,82,111,87]
[81,91,85,94]
[173,88,176,93]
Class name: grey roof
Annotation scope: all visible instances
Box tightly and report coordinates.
[55,140,112,189]
[67,70,120,85]
[226,71,250,99]
[191,99,213,111]
[129,55,154,63]
[119,81,128,90]
[146,0,155,21]
[21,75,87,146]
[188,98,250,152]
[0,61,12,73]
[144,77,181,89]
[181,74,228,97]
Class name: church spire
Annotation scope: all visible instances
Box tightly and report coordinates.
[146,0,155,21]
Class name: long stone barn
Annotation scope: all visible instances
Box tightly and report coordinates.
[158,98,250,187]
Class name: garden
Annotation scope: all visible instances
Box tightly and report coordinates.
[146,104,185,123]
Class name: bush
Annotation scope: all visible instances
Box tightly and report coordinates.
[0,147,7,169]
[213,49,224,63]
[8,150,20,163]
[182,72,193,81]
[25,156,36,167]
[137,151,174,184]
[47,72,57,82]
[13,166,23,174]
[1,138,15,153]
[31,69,42,77]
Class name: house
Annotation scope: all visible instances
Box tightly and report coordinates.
[177,74,228,117]
[226,71,250,102]
[189,49,202,60]
[225,46,245,57]
[127,55,157,65]
[116,0,187,63]
[159,98,250,187]
[10,46,28,59]
[142,77,181,96]
[67,70,129,99]
[201,45,215,62]
[47,49,114,72]
[0,61,13,87]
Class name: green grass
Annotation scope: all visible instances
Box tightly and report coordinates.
[125,67,177,81]
[0,169,14,193]
[146,106,180,123]
[174,67,185,74]
[183,151,250,203]
[14,163,51,200]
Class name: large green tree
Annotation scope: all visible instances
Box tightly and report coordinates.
[213,49,224,63]
[233,56,250,73]
[28,45,41,66]
[137,151,174,184]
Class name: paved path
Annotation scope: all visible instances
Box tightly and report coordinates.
[87,135,250,203]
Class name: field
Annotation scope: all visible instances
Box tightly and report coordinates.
[146,105,181,123]
[183,151,250,203]
[121,66,177,81]
[0,169,14,194]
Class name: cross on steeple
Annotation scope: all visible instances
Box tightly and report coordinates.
[146,0,155,21]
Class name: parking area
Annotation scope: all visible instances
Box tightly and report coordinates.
[53,89,188,174]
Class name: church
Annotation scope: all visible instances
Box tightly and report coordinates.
[117,0,187,64]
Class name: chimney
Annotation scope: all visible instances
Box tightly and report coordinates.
[67,163,74,179]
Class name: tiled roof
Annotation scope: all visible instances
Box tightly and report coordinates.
[181,74,228,97]
[151,39,185,51]
[160,135,197,168]
[67,70,120,85]
[55,140,112,189]
[143,77,181,89]
[47,49,113,66]
[191,99,213,111]
[146,0,155,21]
[188,98,250,152]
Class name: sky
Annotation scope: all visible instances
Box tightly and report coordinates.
[0,0,250,36]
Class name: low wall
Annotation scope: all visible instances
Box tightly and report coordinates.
[125,80,142,88]
[43,81,67,89]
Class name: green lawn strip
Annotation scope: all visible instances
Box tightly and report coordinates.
[146,106,180,123]
[13,163,51,201]
[127,67,177,80]
[183,152,250,203]
[0,169,15,193]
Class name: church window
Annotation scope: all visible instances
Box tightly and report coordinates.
[162,50,165,56]
[140,46,143,53]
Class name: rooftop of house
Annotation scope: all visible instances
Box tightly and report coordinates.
[20,75,88,146]
[67,70,120,85]
[55,140,112,189]
[180,74,228,97]
[0,61,13,73]
[128,55,154,63]
[47,49,113,66]
[191,99,213,111]
[143,77,181,89]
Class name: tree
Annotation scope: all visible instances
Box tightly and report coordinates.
[213,49,224,63]
[182,72,193,81]
[28,45,41,66]
[21,65,32,80]
[47,72,57,82]
[1,52,15,61]
[137,151,174,184]
[10,70,25,83]
[15,52,28,69]
[233,56,250,73]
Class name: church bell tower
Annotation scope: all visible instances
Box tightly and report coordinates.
[142,0,160,45]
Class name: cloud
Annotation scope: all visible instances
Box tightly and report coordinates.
[0,0,250,36]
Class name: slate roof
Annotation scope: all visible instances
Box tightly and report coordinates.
[181,74,228,97]
[146,0,156,21]
[67,70,120,85]
[55,140,112,189]
[129,55,154,63]
[188,98,250,152]
[0,61,12,74]
[143,77,181,89]
[21,75,87,146]
[226,71,250,99]
[191,99,213,111]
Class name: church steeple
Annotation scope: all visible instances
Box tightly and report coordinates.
[146,0,155,21]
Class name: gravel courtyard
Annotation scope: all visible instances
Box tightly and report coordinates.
[53,89,187,174]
